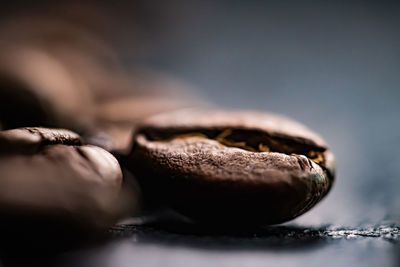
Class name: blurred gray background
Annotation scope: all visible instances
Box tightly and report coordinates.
[121,0,400,227]
[1,1,400,266]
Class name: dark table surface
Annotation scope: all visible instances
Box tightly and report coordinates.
[2,220,398,267]
[1,1,400,266]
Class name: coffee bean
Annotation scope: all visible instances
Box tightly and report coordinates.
[0,45,203,154]
[129,109,335,225]
[0,127,124,234]
[0,46,97,131]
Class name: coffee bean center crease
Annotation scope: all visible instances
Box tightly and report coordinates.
[141,128,326,166]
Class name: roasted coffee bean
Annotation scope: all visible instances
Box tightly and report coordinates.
[129,109,335,225]
[0,45,202,154]
[0,127,124,234]
[0,46,96,131]
[0,18,204,154]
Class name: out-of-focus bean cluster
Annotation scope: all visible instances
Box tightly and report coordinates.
[0,5,202,249]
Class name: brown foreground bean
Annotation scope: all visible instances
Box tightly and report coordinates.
[0,127,124,233]
[129,109,335,225]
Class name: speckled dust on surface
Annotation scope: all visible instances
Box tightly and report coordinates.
[324,225,400,242]
[110,223,400,243]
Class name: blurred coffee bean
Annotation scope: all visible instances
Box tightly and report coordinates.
[0,46,96,131]
[0,127,130,243]
[0,16,205,154]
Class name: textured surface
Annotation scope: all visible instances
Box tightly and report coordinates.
[4,222,399,267]
[130,110,334,224]
[141,109,328,147]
